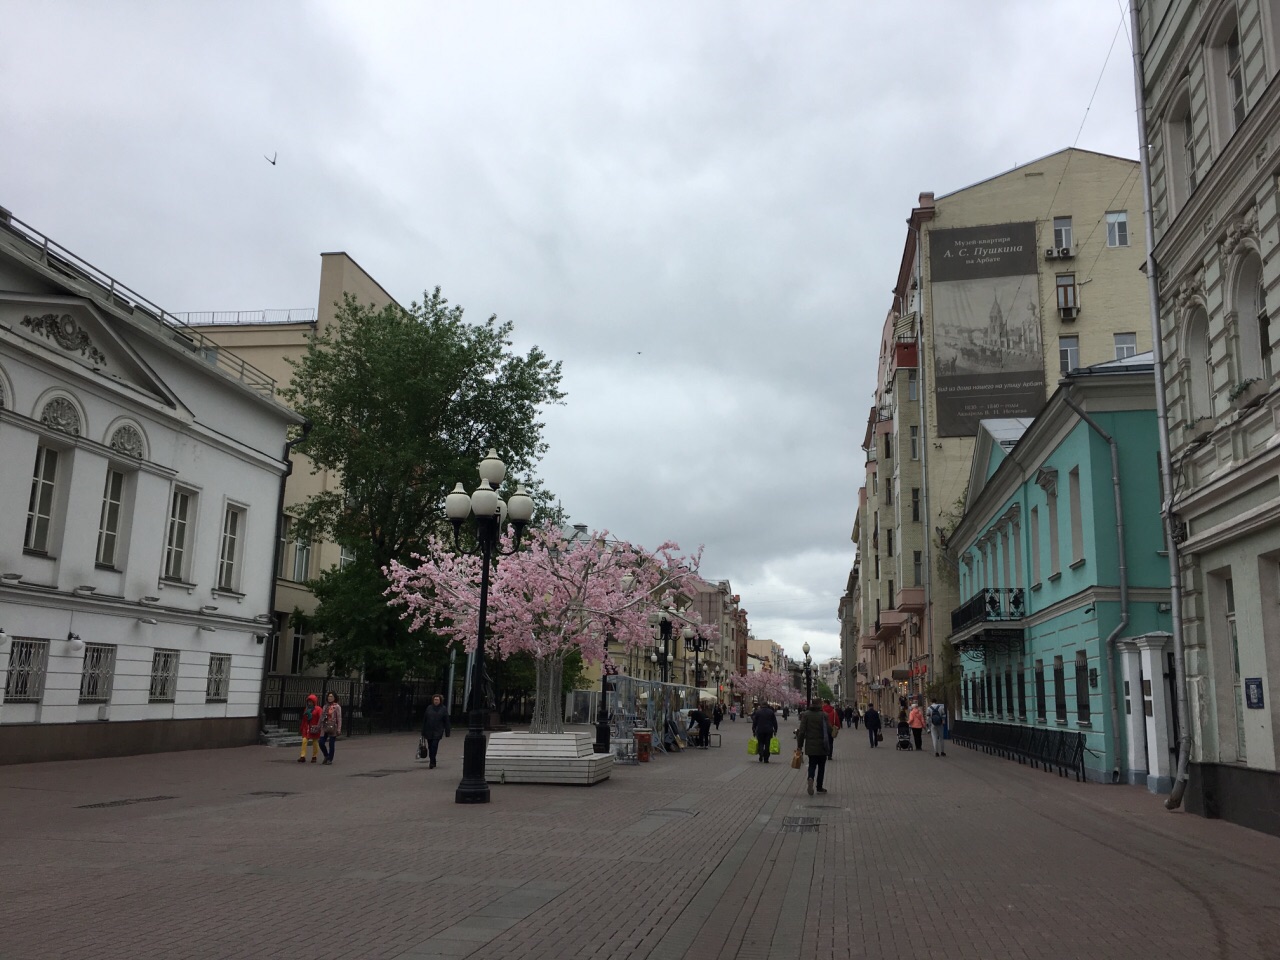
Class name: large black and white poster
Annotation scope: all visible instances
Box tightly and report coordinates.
[929,222,1046,436]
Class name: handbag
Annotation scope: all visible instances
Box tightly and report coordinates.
[876,731,884,742]
[790,748,803,770]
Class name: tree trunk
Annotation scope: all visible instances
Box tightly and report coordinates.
[530,652,564,734]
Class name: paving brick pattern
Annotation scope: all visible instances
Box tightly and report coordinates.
[2,719,1279,959]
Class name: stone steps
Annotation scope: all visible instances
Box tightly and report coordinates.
[485,732,613,785]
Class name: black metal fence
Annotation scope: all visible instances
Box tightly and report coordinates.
[948,719,1087,781]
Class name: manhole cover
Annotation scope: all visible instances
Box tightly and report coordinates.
[247,791,296,798]
[781,816,821,833]
[78,795,178,810]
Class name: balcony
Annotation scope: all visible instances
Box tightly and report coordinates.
[875,608,908,643]
[949,587,1025,662]
[896,586,925,613]
[951,587,1025,633]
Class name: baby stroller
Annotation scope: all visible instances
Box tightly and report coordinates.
[895,720,913,751]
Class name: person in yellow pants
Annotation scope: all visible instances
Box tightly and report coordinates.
[298,693,322,763]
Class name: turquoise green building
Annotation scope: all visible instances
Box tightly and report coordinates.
[947,354,1174,788]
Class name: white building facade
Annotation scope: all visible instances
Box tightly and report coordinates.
[0,210,300,763]
[1138,0,1280,834]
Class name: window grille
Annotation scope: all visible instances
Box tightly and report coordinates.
[5,639,49,703]
[149,648,180,703]
[79,643,117,703]
[1075,650,1091,723]
[1053,656,1068,722]
[206,654,231,703]
[1034,660,1047,721]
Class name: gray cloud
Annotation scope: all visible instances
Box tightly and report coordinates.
[2,0,1138,662]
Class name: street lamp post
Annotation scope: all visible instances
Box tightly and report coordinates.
[595,651,617,755]
[445,449,534,805]
[802,641,813,708]
[649,612,671,683]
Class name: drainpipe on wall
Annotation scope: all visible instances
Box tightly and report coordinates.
[913,225,935,700]
[1129,0,1192,809]
[1062,390,1125,784]
[257,420,313,731]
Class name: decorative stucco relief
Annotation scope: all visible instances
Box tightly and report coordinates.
[21,313,107,366]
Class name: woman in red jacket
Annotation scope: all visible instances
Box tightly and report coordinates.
[298,694,322,763]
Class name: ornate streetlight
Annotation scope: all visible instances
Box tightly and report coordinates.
[445,449,534,805]
[684,625,707,691]
[649,611,672,683]
[802,641,813,708]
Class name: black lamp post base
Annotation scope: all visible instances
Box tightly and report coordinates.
[455,782,491,804]
[594,717,611,755]
[455,717,491,804]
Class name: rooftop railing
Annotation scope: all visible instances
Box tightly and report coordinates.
[0,210,277,397]
[174,308,316,326]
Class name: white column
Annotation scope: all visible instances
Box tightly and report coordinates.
[1117,640,1146,786]
[1136,632,1175,793]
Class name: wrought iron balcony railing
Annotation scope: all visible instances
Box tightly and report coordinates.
[950,587,1025,634]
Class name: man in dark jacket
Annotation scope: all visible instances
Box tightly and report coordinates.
[795,704,831,795]
[420,694,451,769]
[750,702,777,763]
[863,705,882,748]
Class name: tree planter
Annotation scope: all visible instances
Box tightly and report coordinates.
[1189,418,1215,443]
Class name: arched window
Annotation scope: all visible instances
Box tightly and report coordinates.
[1184,309,1213,421]
[1233,253,1266,381]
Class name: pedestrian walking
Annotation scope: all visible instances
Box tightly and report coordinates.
[821,699,839,760]
[906,704,925,751]
[927,699,948,756]
[863,704,881,747]
[795,703,831,795]
[318,691,342,765]
[297,694,322,763]
[751,701,778,763]
[850,706,861,730]
[420,693,451,768]
[712,704,723,730]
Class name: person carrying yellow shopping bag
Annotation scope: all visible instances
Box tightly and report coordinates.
[750,701,778,763]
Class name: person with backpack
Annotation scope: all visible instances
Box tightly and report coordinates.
[928,699,948,757]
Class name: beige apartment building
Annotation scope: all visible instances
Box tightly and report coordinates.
[184,253,397,677]
[848,149,1152,713]
[1135,0,1280,835]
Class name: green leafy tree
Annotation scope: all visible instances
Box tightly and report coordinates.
[281,288,565,679]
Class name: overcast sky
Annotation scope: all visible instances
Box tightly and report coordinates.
[2,1,1141,664]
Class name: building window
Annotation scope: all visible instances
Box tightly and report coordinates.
[79,643,116,703]
[1227,28,1245,129]
[1075,650,1091,724]
[24,446,60,554]
[339,544,356,570]
[1030,506,1041,583]
[910,425,919,460]
[1059,336,1079,374]
[911,488,920,522]
[1053,656,1068,722]
[292,537,312,583]
[1068,468,1083,565]
[1105,211,1129,248]
[206,653,231,703]
[1016,660,1027,718]
[1260,279,1273,379]
[164,488,195,581]
[1053,216,1073,250]
[277,517,292,579]
[885,483,893,506]
[96,469,126,568]
[149,648,180,703]
[1056,275,1078,312]
[290,633,308,675]
[995,669,1004,715]
[886,529,894,557]
[1034,660,1047,721]
[984,673,994,714]
[908,369,918,401]
[217,505,244,592]
[5,638,49,703]
[874,555,880,578]
[913,550,922,586]
[963,677,971,714]
[887,580,895,609]
[1114,332,1137,360]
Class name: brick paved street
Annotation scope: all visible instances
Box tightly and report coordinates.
[3,718,1280,960]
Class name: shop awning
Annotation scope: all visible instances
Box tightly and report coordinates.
[890,663,910,680]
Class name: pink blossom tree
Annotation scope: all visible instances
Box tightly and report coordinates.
[385,525,707,733]
[734,669,801,709]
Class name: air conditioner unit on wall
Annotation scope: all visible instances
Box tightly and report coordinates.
[1058,247,1074,258]
[1045,248,1058,259]
[1060,306,1079,321]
